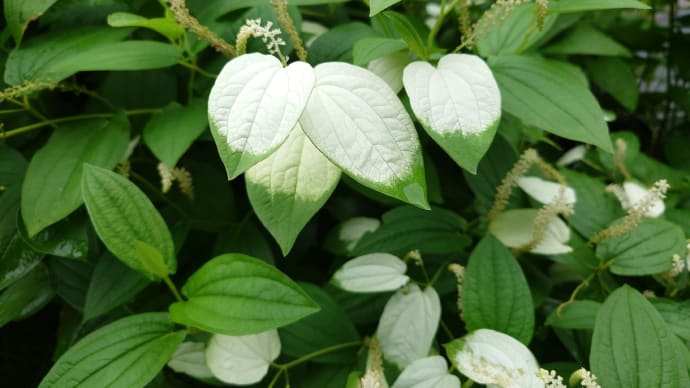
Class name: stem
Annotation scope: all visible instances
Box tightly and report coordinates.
[177,60,217,78]
[163,275,185,303]
[267,369,284,388]
[427,0,460,48]
[274,340,361,369]
[556,260,614,317]
[514,16,537,54]
[0,109,160,139]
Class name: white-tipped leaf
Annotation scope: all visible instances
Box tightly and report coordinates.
[167,342,214,380]
[403,54,501,173]
[392,356,461,388]
[246,125,341,255]
[489,209,572,255]
[446,329,543,388]
[208,53,314,179]
[517,176,576,206]
[205,330,281,385]
[377,284,441,369]
[299,62,429,209]
[337,217,381,253]
[332,253,409,293]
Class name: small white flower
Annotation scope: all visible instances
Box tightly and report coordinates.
[536,368,566,388]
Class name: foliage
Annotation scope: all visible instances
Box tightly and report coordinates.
[1,0,690,387]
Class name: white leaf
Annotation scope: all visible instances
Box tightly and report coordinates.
[167,342,215,380]
[338,217,381,252]
[517,176,576,206]
[556,145,587,166]
[403,54,500,136]
[448,329,544,388]
[299,61,428,209]
[333,253,409,293]
[392,356,461,388]
[368,51,411,94]
[208,53,314,178]
[246,125,341,255]
[489,209,572,255]
[377,284,441,369]
[205,329,281,385]
[622,181,665,217]
[402,54,501,172]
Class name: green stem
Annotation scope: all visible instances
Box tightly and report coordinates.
[267,369,284,388]
[0,109,160,139]
[273,340,362,370]
[462,379,474,388]
[177,60,217,78]
[163,275,185,303]
[427,0,460,49]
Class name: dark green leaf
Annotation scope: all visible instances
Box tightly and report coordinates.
[169,253,319,335]
[83,252,150,322]
[463,235,535,344]
[544,25,631,57]
[21,114,129,237]
[477,3,558,56]
[49,257,94,311]
[651,298,690,341]
[596,218,686,276]
[3,0,59,45]
[5,27,179,84]
[545,300,601,330]
[18,213,88,260]
[562,169,624,239]
[1,191,44,291]
[490,55,612,152]
[81,165,176,279]
[380,11,428,60]
[591,285,683,388]
[39,313,186,388]
[0,266,54,327]
[280,283,360,364]
[352,206,469,256]
[142,99,208,167]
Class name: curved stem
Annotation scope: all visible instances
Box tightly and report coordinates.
[427,0,460,49]
[273,340,362,370]
[163,275,185,303]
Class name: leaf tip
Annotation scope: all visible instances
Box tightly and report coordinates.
[403,182,430,210]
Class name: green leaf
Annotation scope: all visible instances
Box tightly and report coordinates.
[107,12,184,41]
[585,57,639,111]
[490,55,612,152]
[279,283,360,364]
[353,37,407,66]
[208,53,314,179]
[169,253,319,335]
[561,169,625,239]
[299,62,429,209]
[332,253,409,293]
[651,299,690,341]
[352,206,469,256]
[0,143,28,189]
[48,257,94,311]
[166,342,214,380]
[245,126,340,255]
[142,99,208,167]
[369,0,401,17]
[380,11,428,60]
[550,0,650,13]
[464,134,518,215]
[21,115,129,237]
[5,27,179,84]
[0,266,54,327]
[81,164,176,279]
[309,22,378,65]
[39,313,186,388]
[17,214,88,260]
[134,240,170,279]
[477,3,558,56]
[544,25,631,57]
[463,236,534,344]
[590,285,683,388]
[596,218,686,276]
[403,54,501,173]
[545,300,601,330]
[83,252,150,322]
[3,0,59,45]
[367,50,411,93]
[377,284,441,369]
[206,330,281,385]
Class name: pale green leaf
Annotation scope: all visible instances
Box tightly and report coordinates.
[245,125,340,255]
[206,330,281,385]
[392,356,461,388]
[107,12,184,40]
[370,0,402,16]
[477,3,558,56]
[353,37,407,66]
[544,25,631,57]
[167,342,215,380]
[208,53,314,178]
[332,253,409,293]
[3,0,59,45]
[550,0,650,13]
[403,54,501,172]
[300,62,429,209]
[377,284,441,369]
[368,51,411,93]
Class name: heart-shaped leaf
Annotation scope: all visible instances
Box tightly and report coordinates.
[403,54,501,172]
[299,61,429,209]
[206,330,281,385]
[246,125,340,255]
[332,253,409,293]
[208,53,315,178]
